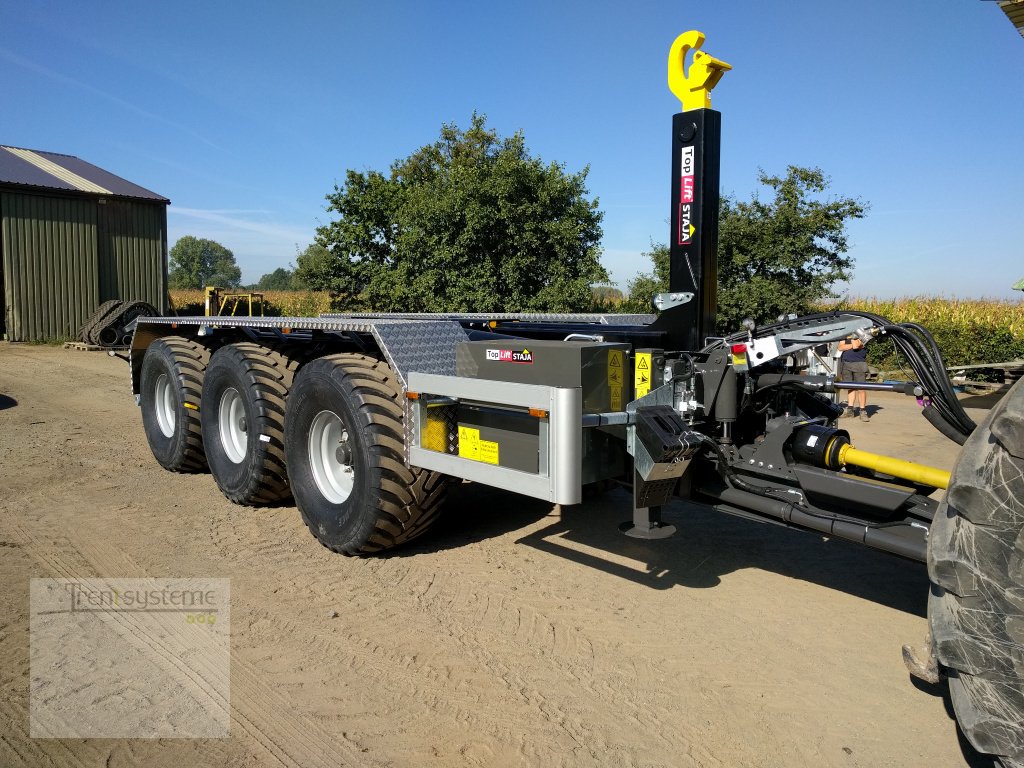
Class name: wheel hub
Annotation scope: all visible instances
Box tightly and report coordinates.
[309,411,355,504]
[154,373,176,438]
[218,387,249,464]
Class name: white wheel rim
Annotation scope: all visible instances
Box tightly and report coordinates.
[218,387,248,464]
[308,410,354,504]
[154,374,176,438]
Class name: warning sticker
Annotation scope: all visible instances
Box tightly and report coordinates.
[610,387,622,411]
[457,426,500,465]
[634,353,652,398]
[607,349,624,410]
[477,440,499,465]
[607,349,623,385]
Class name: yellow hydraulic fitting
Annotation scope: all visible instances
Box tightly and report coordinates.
[836,444,950,490]
[668,30,732,112]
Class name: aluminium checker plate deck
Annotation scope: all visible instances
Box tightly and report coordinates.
[131,315,471,388]
[321,312,657,325]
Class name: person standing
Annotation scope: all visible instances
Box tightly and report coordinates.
[838,337,870,421]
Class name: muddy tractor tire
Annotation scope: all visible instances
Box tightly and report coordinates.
[928,377,1024,767]
[284,353,450,555]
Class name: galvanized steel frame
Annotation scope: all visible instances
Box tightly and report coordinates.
[406,371,582,505]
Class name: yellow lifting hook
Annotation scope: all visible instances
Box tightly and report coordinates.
[668,30,732,112]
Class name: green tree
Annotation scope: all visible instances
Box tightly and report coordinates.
[621,166,866,331]
[591,285,624,310]
[168,236,242,289]
[256,266,296,290]
[310,114,607,312]
[293,244,337,291]
[619,243,670,314]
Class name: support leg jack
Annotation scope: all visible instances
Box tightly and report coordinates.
[620,471,677,539]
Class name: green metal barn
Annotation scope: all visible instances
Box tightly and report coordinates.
[0,146,169,342]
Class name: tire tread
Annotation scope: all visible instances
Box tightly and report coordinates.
[297,353,449,555]
[928,378,1024,766]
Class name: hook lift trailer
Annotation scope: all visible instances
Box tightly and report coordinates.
[125,31,1024,768]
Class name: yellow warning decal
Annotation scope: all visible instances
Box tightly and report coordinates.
[610,387,623,411]
[607,349,624,410]
[607,349,623,383]
[635,353,652,398]
[478,440,499,465]
[457,426,499,465]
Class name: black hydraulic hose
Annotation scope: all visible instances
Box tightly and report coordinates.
[708,310,975,441]
[695,434,782,499]
[884,325,975,436]
[921,404,968,446]
[903,323,976,431]
[840,311,976,439]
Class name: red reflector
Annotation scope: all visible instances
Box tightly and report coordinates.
[731,343,747,354]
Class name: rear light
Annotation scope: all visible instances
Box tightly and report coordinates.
[731,343,747,354]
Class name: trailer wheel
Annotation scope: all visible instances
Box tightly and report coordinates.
[200,343,297,505]
[284,353,449,555]
[139,336,210,472]
[927,377,1024,767]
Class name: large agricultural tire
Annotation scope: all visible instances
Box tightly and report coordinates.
[139,336,211,472]
[200,343,297,505]
[927,377,1024,768]
[284,353,450,555]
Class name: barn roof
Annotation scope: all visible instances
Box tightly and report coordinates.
[0,145,169,203]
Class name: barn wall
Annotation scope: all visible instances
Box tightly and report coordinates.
[97,198,168,309]
[1,191,99,341]
[0,191,167,342]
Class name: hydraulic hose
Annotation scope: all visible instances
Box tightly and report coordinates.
[921,404,968,446]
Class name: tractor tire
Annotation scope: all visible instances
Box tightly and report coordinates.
[139,336,210,472]
[927,377,1024,768]
[200,343,297,505]
[284,353,450,555]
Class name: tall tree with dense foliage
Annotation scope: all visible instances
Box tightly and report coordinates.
[309,114,607,311]
[293,244,337,291]
[168,236,242,289]
[621,166,866,331]
[620,243,670,315]
[255,267,296,290]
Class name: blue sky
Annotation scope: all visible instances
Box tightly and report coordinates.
[2,1,1021,298]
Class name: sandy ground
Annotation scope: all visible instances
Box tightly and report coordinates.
[0,343,999,768]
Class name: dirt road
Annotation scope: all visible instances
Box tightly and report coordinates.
[0,344,994,767]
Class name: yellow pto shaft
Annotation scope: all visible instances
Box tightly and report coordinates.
[836,444,950,490]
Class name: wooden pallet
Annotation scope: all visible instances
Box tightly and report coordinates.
[63,342,128,352]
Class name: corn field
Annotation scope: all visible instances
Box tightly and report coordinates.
[824,297,1024,373]
[825,297,1024,338]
